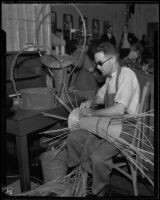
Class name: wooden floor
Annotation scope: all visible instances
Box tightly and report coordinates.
[4,151,154,197]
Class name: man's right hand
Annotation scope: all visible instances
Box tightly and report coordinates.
[80,100,93,109]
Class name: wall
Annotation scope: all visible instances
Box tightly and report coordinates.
[47,3,159,45]
[51,3,126,46]
[129,3,159,40]
[2,3,52,51]
[2,3,159,51]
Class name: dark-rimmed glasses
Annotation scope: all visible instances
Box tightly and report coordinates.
[96,57,112,67]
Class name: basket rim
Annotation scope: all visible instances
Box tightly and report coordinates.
[19,87,56,93]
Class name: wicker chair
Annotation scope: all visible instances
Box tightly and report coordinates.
[106,81,151,196]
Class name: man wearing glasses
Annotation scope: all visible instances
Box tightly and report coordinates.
[68,42,140,196]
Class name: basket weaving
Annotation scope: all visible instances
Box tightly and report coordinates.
[10,46,57,110]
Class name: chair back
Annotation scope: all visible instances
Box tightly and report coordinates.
[138,82,151,114]
[131,81,151,147]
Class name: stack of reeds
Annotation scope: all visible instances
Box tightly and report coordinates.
[17,165,88,197]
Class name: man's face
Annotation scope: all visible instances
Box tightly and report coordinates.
[94,51,114,76]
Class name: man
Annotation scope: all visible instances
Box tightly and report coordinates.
[120,42,143,68]
[100,25,116,47]
[66,42,140,196]
[119,24,138,58]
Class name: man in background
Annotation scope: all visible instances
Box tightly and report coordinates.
[119,24,138,59]
[100,25,116,47]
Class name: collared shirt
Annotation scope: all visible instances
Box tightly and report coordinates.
[97,67,140,114]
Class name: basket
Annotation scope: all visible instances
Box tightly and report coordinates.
[19,87,56,110]
[10,47,57,110]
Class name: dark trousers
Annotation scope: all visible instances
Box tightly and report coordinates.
[66,129,119,195]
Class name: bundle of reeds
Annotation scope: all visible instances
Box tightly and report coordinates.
[17,165,88,197]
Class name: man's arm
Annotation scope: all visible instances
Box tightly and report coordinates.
[80,102,127,117]
[80,94,104,109]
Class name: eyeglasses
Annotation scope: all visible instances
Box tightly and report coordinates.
[96,57,112,67]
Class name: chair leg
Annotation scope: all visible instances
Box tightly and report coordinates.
[130,167,138,196]
[132,176,138,196]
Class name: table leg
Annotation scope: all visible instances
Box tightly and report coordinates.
[16,135,31,192]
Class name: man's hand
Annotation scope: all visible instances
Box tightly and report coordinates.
[79,108,94,117]
[80,100,93,109]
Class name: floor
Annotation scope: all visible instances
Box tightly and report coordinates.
[3,122,154,197]
[3,148,154,197]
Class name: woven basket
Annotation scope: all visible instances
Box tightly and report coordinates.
[10,47,57,110]
[19,87,56,110]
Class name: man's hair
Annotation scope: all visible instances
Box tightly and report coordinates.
[130,42,143,53]
[94,42,118,57]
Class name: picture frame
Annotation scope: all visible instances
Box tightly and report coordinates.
[103,20,109,34]
[92,19,99,40]
[50,5,57,33]
[63,14,73,40]
[79,16,88,32]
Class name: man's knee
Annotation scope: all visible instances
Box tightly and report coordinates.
[91,153,105,166]
[67,130,79,144]
[67,129,89,144]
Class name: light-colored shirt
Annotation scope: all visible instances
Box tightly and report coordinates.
[97,67,140,114]
[121,33,130,49]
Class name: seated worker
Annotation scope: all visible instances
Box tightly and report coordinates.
[70,37,99,99]
[66,42,140,196]
[51,28,66,53]
[120,42,143,69]
[41,42,140,196]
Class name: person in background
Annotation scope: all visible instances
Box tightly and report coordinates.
[45,28,66,88]
[140,34,148,52]
[100,25,116,47]
[51,28,66,51]
[87,39,106,88]
[140,34,149,61]
[70,37,99,100]
[120,42,143,69]
[119,24,138,59]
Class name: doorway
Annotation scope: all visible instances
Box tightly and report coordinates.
[147,22,158,57]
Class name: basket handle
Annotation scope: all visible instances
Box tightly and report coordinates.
[9,44,58,101]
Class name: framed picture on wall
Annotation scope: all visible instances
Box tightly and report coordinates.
[79,16,88,32]
[51,5,57,33]
[63,14,73,40]
[103,20,109,34]
[92,19,99,40]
